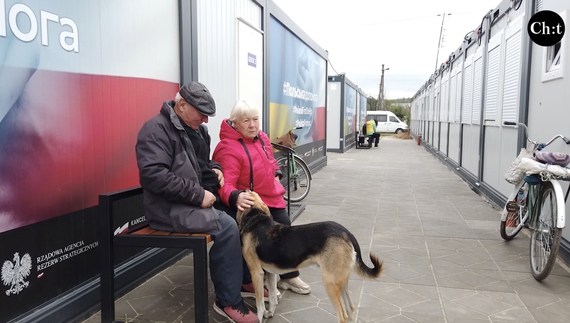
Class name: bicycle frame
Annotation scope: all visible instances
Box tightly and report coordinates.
[501,121,569,280]
[502,121,568,229]
[271,143,312,181]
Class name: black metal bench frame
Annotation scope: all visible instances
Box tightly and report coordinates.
[355,131,372,149]
[99,187,211,323]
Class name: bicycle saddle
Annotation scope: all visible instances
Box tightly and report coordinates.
[535,151,570,167]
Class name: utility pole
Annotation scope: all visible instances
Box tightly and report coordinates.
[435,13,451,70]
[376,64,389,110]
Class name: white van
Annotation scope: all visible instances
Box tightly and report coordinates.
[366,111,408,134]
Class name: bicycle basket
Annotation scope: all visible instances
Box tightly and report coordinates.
[275,131,296,149]
[504,147,534,185]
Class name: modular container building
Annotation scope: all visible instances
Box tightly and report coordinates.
[410,0,570,265]
[357,88,368,138]
[0,0,328,322]
[327,74,360,152]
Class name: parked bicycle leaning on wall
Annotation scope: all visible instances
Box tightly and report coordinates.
[501,121,570,281]
[272,127,312,202]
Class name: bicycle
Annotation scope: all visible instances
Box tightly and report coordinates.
[271,127,312,202]
[500,121,570,281]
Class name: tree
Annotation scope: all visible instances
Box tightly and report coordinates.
[385,98,411,124]
[367,97,378,111]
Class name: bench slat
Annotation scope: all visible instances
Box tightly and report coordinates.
[131,226,157,235]
[192,233,212,244]
[127,225,212,243]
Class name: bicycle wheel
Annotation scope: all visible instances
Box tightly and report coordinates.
[500,181,529,241]
[529,181,563,281]
[276,154,311,202]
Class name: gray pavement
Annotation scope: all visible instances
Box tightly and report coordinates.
[84,137,570,323]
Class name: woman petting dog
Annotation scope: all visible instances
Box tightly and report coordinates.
[212,99,311,297]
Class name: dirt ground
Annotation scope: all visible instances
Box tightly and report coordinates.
[382,132,413,140]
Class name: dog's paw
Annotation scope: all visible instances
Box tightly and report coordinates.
[263,310,274,318]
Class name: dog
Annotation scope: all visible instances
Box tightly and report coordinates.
[236,191,383,323]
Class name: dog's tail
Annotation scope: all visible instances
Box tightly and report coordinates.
[349,233,383,279]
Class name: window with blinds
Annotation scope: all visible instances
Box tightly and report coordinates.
[462,59,473,124]
[472,55,483,124]
[501,17,523,124]
[484,35,502,123]
[455,70,462,123]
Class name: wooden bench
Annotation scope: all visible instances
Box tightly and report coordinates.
[99,187,212,323]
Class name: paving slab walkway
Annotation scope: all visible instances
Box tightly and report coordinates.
[84,137,570,323]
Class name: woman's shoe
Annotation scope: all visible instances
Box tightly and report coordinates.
[241,282,281,302]
[277,277,311,295]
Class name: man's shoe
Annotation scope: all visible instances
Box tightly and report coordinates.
[241,283,281,302]
[375,145,378,147]
[277,277,311,295]
[213,299,259,323]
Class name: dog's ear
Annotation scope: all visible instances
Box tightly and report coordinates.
[249,191,271,216]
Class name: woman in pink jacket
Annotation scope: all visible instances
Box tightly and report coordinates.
[213,99,311,296]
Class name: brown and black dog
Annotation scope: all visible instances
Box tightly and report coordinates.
[236,191,383,323]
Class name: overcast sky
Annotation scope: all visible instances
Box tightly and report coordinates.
[272,0,504,99]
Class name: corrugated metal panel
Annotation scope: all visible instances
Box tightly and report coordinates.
[427,85,433,121]
[462,63,473,124]
[236,0,262,29]
[502,29,521,123]
[440,77,448,121]
[485,44,501,122]
[472,57,482,124]
[196,0,262,148]
[449,74,456,122]
[455,71,462,122]
[433,82,440,122]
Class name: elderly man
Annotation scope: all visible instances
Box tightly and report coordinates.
[135,82,258,323]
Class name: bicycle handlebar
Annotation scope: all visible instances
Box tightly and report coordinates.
[503,121,570,148]
[271,142,295,153]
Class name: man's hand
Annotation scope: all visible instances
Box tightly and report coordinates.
[201,190,216,208]
[213,168,224,187]
[236,191,255,211]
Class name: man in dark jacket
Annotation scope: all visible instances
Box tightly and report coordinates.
[135,82,258,323]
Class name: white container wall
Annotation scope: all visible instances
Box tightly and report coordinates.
[195,0,263,148]
[410,0,570,263]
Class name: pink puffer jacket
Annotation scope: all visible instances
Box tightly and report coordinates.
[213,119,286,209]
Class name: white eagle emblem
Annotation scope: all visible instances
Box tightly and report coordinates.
[2,252,32,296]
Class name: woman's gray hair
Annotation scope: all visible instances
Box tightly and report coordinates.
[230,100,260,122]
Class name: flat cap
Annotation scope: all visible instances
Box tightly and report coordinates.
[179,82,216,116]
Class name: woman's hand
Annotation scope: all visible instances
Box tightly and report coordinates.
[236,191,254,211]
[213,168,224,187]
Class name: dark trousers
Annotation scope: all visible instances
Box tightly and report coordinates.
[370,133,380,146]
[205,210,243,307]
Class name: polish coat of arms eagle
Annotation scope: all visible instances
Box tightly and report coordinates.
[2,252,32,296]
